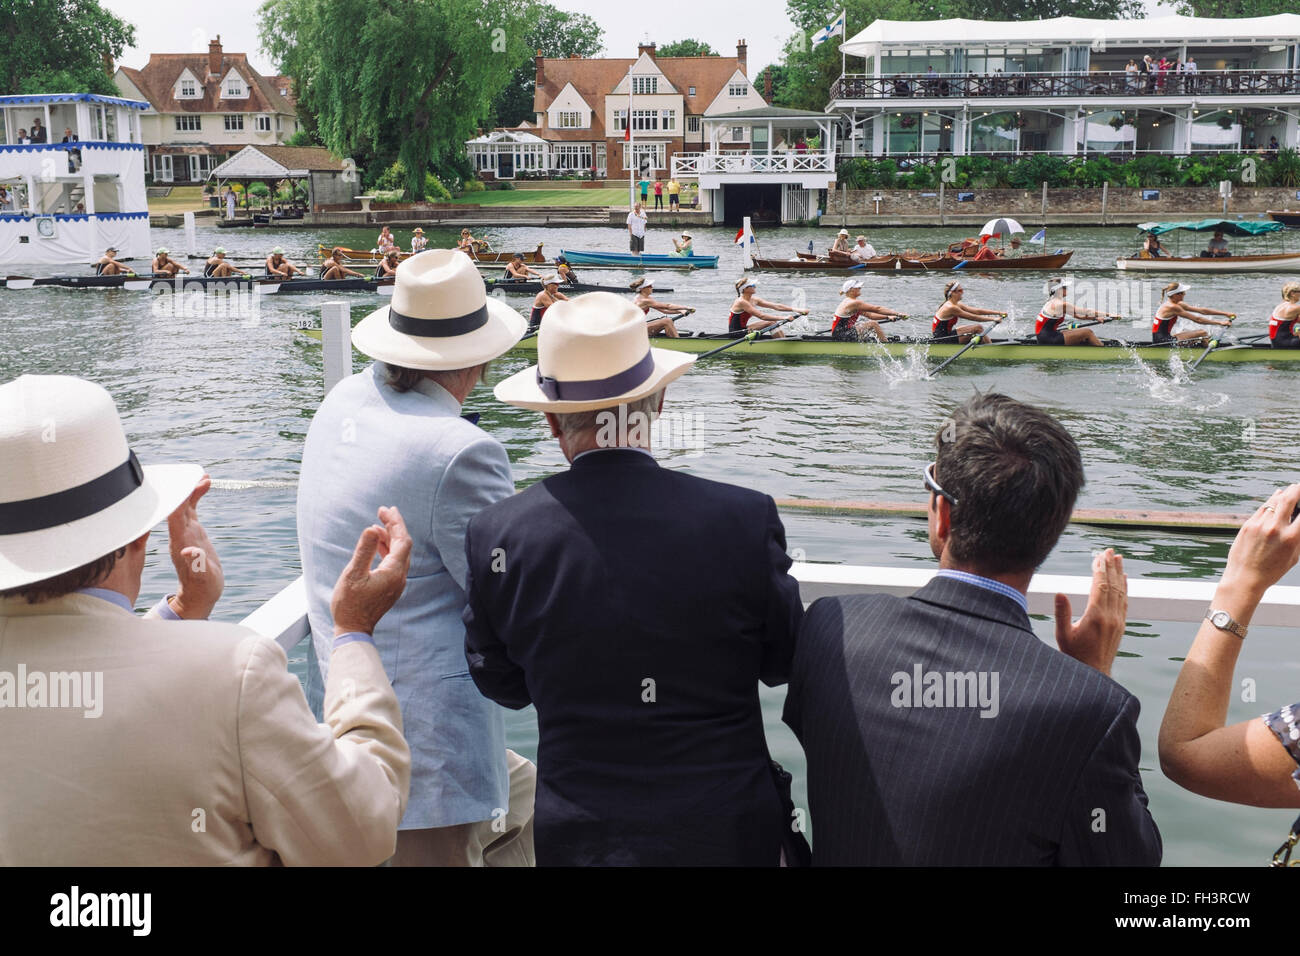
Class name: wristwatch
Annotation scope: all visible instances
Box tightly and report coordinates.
[1206,608,1248,640]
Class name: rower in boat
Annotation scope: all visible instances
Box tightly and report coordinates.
[1035,278,1121,346]
[503,253,542,282]
[631,277,689,338]
[1151,282,1234,345]
[411,227,427,254]
[555,255,580,287]
[529,275,569,331]
[671,232,694,257]
[457,228,481,257]
[151,247,188,277]
[266,247,304,279]
[727,277,807,338]
[376,250,401,279]
[375,226,396,253]
[320,247,366,281]
[831,278,906,343]
[831,229,852,254]
[94,246,130,276]
[205,247,245,278]
[932,280,1002,344]
[1267,281,1300,349]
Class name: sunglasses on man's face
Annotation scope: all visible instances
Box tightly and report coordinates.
[924,462,958,506]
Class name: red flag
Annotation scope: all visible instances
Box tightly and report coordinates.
[624,124,630,142]
[734,227,745,243]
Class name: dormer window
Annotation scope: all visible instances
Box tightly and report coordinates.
[728,83,747,97]
[221,69,247,99]
[632,76,657,95]
[180,79,197,97]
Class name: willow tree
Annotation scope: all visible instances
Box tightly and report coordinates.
[261,0,534,199]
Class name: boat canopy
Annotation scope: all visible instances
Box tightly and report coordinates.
[1137,219,1284,237]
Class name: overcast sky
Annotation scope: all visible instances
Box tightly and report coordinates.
[104,0,1178,78]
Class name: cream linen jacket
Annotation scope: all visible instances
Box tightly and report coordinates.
[0,593,409,865]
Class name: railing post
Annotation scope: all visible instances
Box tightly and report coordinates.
[321,301,352,394]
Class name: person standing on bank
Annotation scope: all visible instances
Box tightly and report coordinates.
[784,392,1162,865]
[627,201,648,253]
[298,249,537,867]
[0,375,412,865]
[464,293,805,866]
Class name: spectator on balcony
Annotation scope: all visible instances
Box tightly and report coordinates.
[15,128,30,145]
[892,75,911,97]
[29,118,47,143]
[62,128,80,172]
[1268,135,1280,156]
[1156,56,1173,92]
[1125,59,1139,92]
[1140,55,1153,92]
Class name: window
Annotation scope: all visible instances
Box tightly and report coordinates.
[275,115,282,131]
[632,109,659,131]
[632,76,657,95]
[623,142,665,171]
[224,79,246,98]
[557,111,583,128]
[661,110,675,131]
[688,86,696,96]
[613,110,627,132]
[731,126,745,141]
[556,144,593,170]
[255,115,271,132]
[729,83,747,97]
[179,79,198,98]
[175,115,201,132]
[224,114,244,131]
[687,115,700,133]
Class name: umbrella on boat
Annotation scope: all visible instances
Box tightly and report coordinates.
[979,217,1025,240]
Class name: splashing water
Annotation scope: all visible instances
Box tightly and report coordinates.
[868,340,933,386]
[1118,343,1231,411]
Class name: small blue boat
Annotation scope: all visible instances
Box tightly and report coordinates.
[559,249,719,269]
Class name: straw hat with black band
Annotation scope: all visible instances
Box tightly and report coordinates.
[494,292,694,413]
[0,375,202,590]
[351,249,525,370]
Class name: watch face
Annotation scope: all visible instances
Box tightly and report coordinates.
[1211,610,1230,628]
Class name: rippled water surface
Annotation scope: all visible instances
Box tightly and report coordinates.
[3,222,1299,865]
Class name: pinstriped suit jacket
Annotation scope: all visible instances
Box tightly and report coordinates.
[783,576,1162,866]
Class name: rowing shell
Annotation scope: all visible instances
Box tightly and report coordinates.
[319,242,547,264]
[297,328,1300,364]
[484,279,672,294]
[510,334,1300,363]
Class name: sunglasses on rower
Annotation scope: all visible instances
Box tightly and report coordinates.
[924,462,958,506]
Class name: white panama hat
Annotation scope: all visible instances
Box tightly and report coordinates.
[838,229,850,236]
[351,249,526,370]
[0,375,202,590]
[494,292,695,413]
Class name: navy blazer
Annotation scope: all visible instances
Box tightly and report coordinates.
[784,577,1162,866]
[464,449,803,866]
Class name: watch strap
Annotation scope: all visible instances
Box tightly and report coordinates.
[1206,608,1248,640]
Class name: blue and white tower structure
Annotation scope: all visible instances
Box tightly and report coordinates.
[0,93,150,266]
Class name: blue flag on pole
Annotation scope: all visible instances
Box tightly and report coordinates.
[811,10,846,48]
[1029,228,1047,244]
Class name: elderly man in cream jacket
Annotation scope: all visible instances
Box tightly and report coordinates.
[0,374,411,866]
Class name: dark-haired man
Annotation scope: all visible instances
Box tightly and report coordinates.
[784,392,1161,866]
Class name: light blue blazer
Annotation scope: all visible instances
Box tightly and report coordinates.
[298,364,513,829]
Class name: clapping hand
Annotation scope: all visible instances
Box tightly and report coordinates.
[166,475,225,620]
[330,506,413,637]
[1217,484,1300,606]
[1055,548,1127,676]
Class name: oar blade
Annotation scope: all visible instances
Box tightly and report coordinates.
[6,278,35,289]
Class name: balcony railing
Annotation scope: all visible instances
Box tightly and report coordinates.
[672,151,835,176]
[830,69,1300,101]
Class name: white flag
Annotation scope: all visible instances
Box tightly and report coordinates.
[811,10,846,49]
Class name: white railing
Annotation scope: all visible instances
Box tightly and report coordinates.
[671,151,835,177]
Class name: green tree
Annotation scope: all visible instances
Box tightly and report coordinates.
[261,0,535,201]
[657,39,718,57]
[0,0,135,95]
[1171,0,1291,14]
[487,5,603,128]
[757,63,787,102]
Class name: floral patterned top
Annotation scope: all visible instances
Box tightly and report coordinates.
[1263,703,1300,789]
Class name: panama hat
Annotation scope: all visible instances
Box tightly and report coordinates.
[495,292,695,413]
[0,375,202,590]
[413,227,424,234]
[351,249,525,370]
[838,228,850,236]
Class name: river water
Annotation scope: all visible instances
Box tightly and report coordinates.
[3,221,1298,865]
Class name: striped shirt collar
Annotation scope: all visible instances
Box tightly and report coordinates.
[934,569,1029,613]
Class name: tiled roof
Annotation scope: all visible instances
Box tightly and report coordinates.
[533,54,749,139]
[118,52,295,115]
[247,145,345,171]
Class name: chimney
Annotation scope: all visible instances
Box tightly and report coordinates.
[737,39,747,74]
[535,48,544,87]
[208,35,223,78]
[764,67,772,103]
[638,42,656,59]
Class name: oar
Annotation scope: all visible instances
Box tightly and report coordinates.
[254,283,281,295]
[696,317,796,359]
[926,317,1005,379]
[6,276,34,289]
[1188,321,1237,371]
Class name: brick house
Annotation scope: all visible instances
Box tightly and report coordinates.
[114,36,299,185]
[467,41,767,180]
